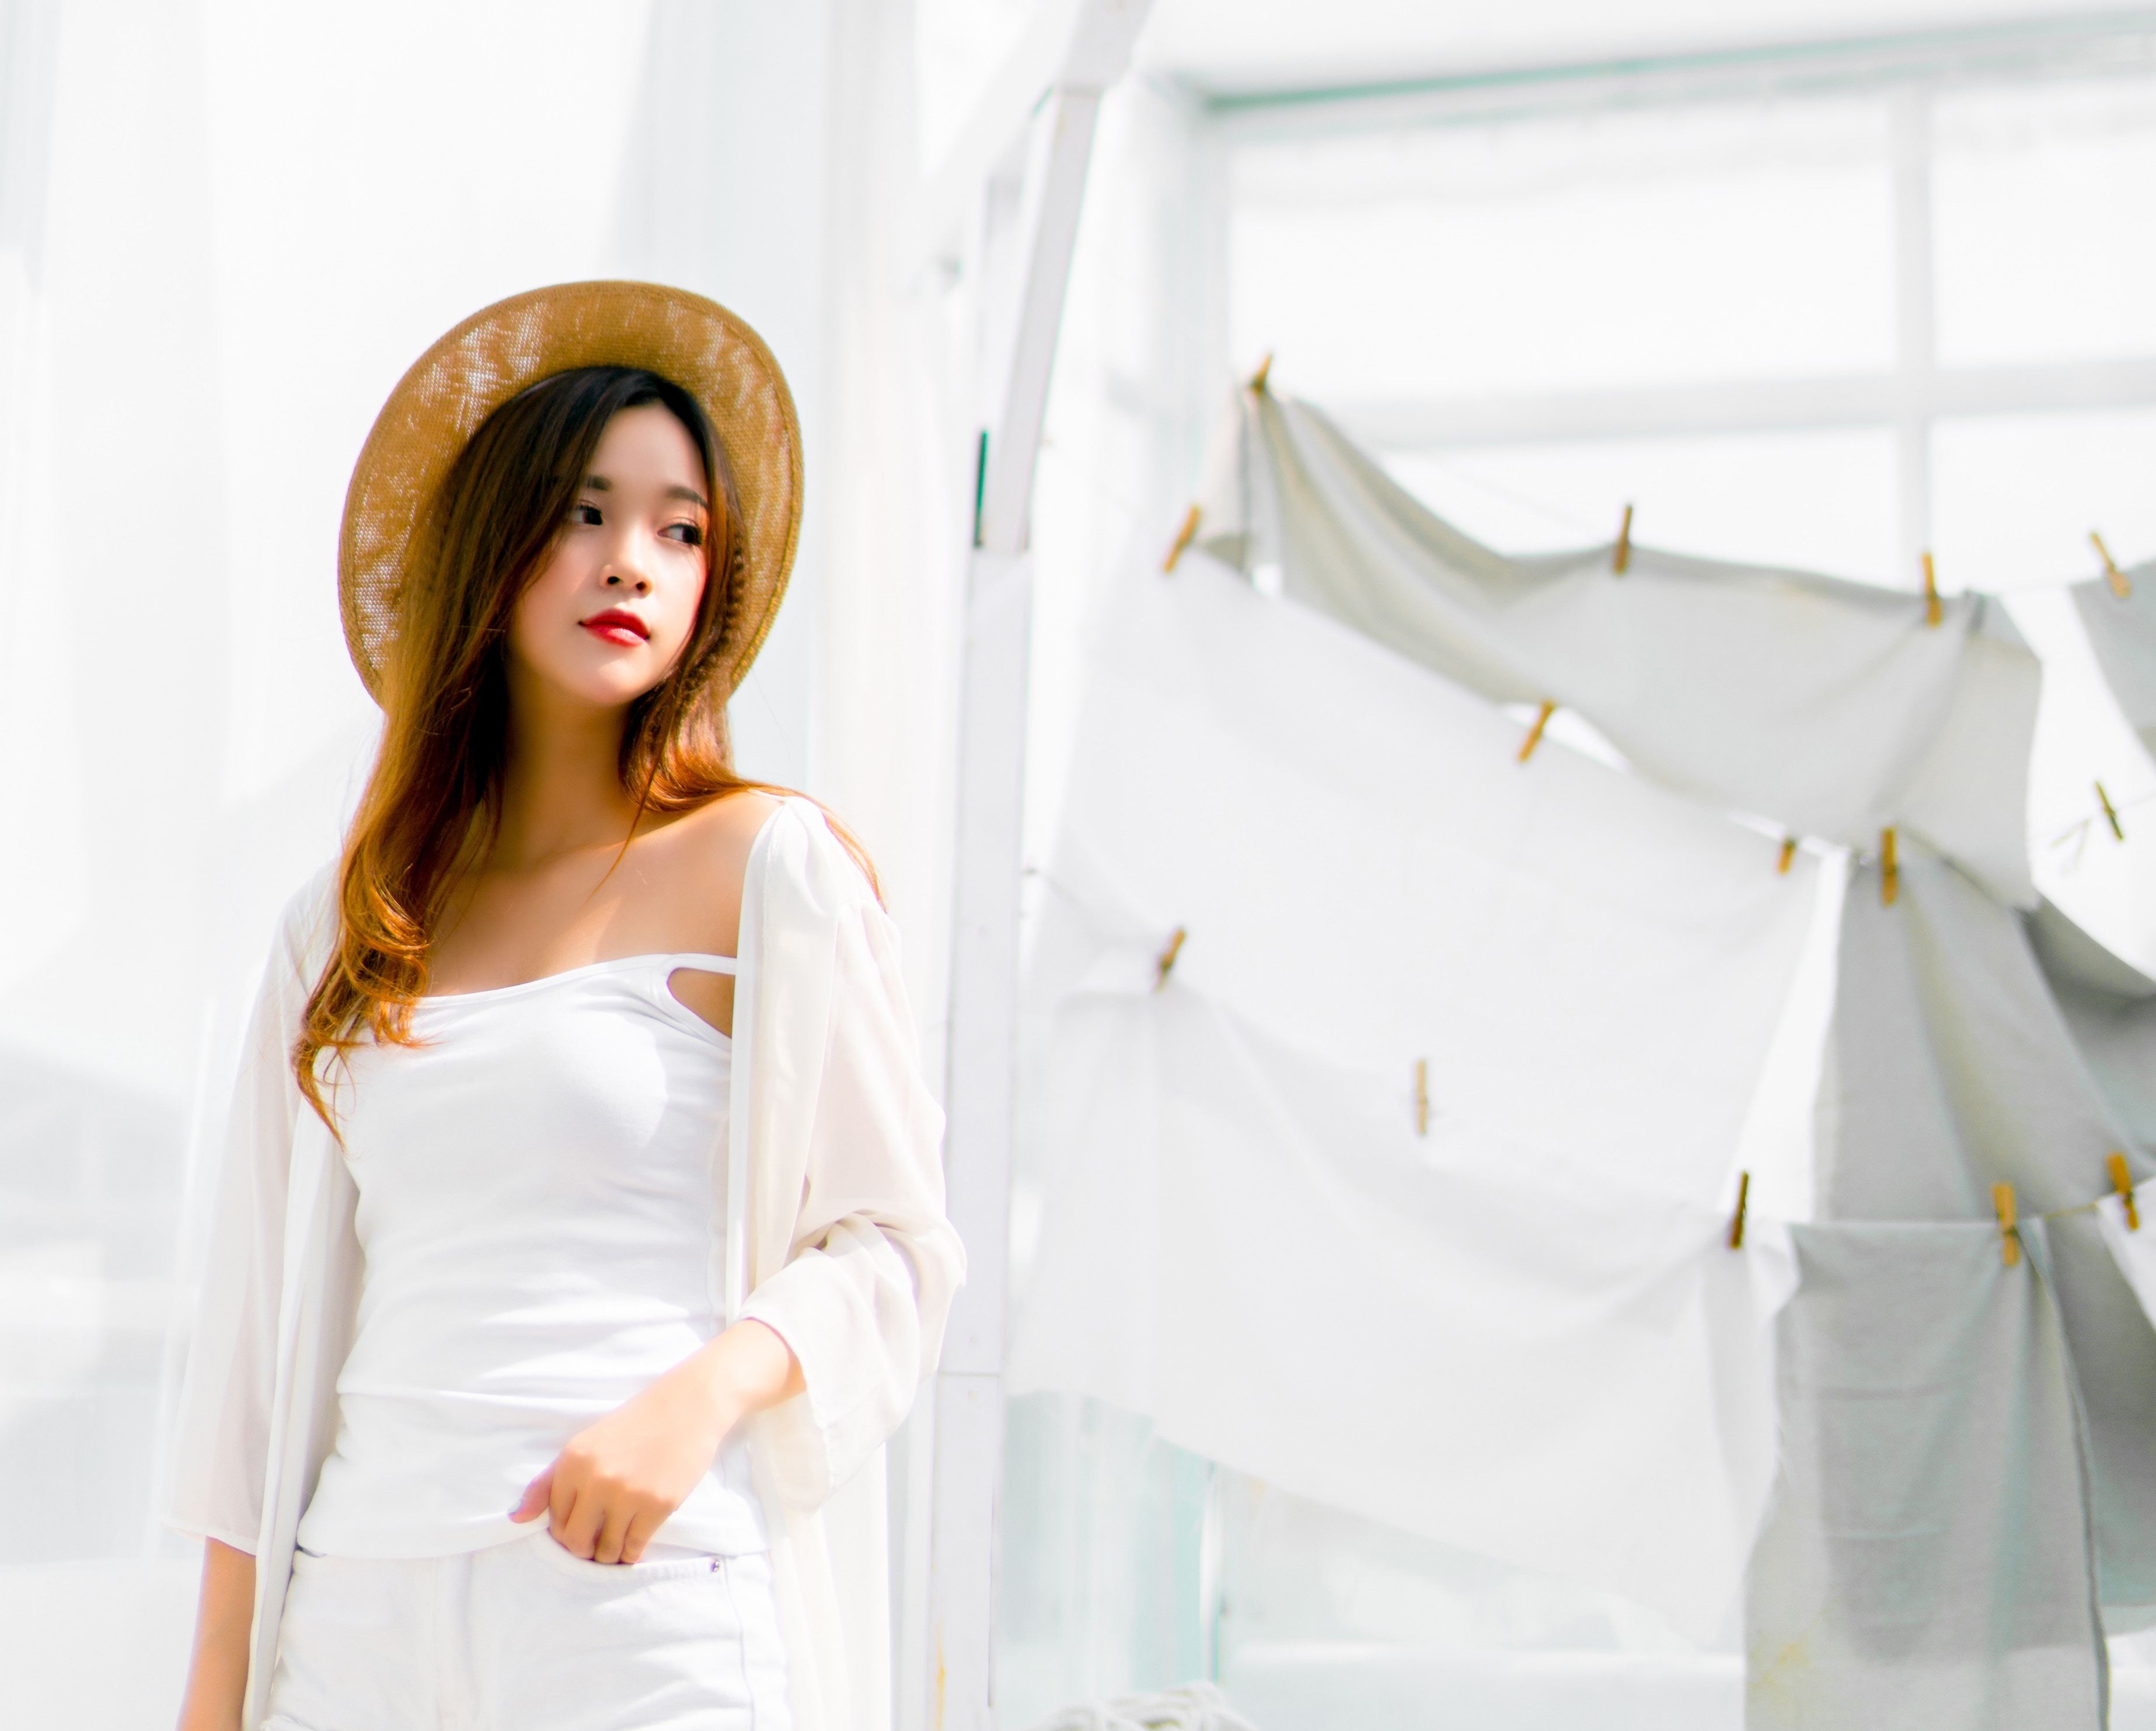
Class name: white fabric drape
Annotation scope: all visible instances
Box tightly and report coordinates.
[1023,554,1820,1205]
[1191,388,2042,907]
[159,798,964,1731]
[1013,985,1794,1643]
[1009,556,1817,1638]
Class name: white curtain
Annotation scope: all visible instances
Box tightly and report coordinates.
[0,5,918,1724]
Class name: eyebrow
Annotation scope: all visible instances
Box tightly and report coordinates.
[581,473,711,512]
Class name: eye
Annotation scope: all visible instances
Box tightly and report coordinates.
[570,500,603,526]
[664,522,705,547]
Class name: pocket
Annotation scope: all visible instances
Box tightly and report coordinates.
[521,1531,721,1586]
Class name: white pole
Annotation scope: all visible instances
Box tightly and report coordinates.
[913,5,1152,1727]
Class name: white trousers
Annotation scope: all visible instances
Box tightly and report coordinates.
[261,1530,792,1731]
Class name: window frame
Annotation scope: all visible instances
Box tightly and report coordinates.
[1195,15,2156,592]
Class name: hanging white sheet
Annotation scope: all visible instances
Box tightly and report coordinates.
[2072,558,2156,763]
[1011,982,1795,1645]
[1190,390,2040,906]
[1009,559,1820,1637]
[1022,556,1822,1207]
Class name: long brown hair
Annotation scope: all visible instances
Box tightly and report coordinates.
[296,365,871,1132]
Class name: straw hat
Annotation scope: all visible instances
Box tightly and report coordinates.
[339,280,803,706]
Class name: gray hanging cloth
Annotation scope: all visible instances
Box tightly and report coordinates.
[2070,555,2156,762]
[2026,897,2156,1150]
[1746,1219,2106,1730]
[2025,899,2156,1614]
[1817,849,2142,1223]
[1812,852,2156,1628]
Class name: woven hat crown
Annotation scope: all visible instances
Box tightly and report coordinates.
[340,281,803,704]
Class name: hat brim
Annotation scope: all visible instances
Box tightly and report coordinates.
[339,280,803,707]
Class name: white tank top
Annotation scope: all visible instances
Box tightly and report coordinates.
[294,952,768,1559]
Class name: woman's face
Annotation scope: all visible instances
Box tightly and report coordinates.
[507,402,711,712]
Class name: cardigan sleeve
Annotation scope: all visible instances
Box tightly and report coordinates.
[157,874,325,1553]
[738,878,966,1509]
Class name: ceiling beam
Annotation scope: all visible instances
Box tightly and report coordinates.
[1328,357,2156,451]
[1190,9,2156,137]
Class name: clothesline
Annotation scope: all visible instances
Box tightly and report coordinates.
[2049,780,2156,866]
[1025,863,2147,1265]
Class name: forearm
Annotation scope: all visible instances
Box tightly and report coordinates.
[176,1538,254,1731]
[685,1315,804,1429]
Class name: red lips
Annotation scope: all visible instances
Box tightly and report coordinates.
[579,607,651,644]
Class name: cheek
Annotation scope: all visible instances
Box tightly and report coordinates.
[653,562,710,656]
[507,547,582,648]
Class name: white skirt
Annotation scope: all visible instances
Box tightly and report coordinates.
[261,1530,792,1731]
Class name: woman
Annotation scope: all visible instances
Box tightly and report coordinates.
[162,282,964,1731]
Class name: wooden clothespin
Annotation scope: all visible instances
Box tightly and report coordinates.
[2097,780,2126,843]
[1613,503,1634,575]
[1413,1059,1429,1137]
[1728,1170,1751,1250]
[1777,837,1798,875]
[1921,552,1942,627]
[1163,505,1201,574]
[2093,531,2133,600]
[2110,1153,2140,1231]
[1879,826,1899,906]
[1153,926,1187,991]
[1517,700,1557,764]
[1993,1181,2021,1268]
[1248,353,1274,394]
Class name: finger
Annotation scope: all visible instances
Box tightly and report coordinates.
[509,1465,554,1524]
[547,1460,580,1538]
[593,1503,635,1566]
[618,1509,661,1567]
[554,1482,603,1560]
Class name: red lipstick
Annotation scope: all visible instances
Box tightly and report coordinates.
[580,607,650,647]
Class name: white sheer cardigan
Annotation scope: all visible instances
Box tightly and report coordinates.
[158,794,966,1731]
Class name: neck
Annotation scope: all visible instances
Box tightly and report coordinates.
[492,677,642,870]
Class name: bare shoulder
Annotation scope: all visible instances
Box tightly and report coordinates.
[654,788,784,882]
[668,787,784,851]
[636,789,785,952]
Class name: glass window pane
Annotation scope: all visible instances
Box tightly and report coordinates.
[1383,427,1900,584]
[1931,408,2156,591]
[1230,97,1895,402]
[1934,73,2156,366]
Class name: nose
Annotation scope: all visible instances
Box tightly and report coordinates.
[603,564,651,595]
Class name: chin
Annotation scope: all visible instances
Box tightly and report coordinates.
[538,658,669,711]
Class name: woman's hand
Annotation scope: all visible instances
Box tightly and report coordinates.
[510,1317,803,1564]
